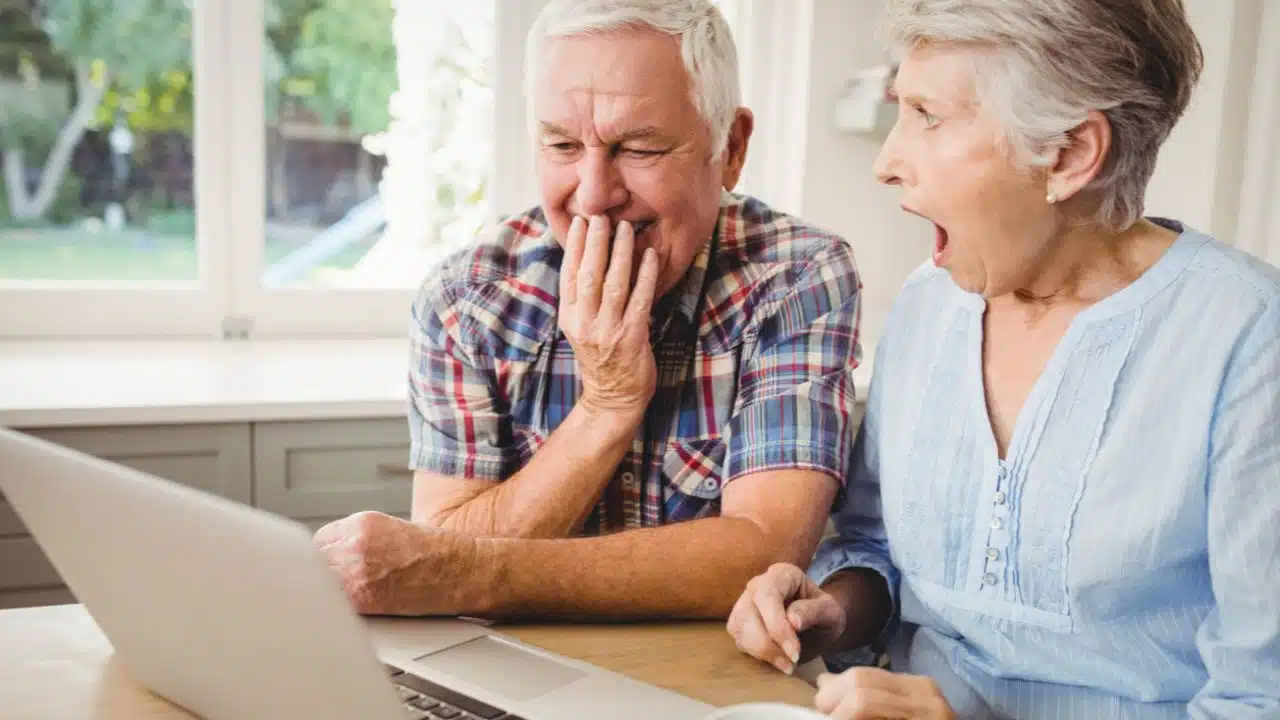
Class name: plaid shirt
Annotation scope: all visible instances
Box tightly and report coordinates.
[408,192,863,534]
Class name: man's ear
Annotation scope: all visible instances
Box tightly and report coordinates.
[1047,109,1110,203]
[720,108,754,191]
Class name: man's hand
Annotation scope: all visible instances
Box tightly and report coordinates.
[558,214,660,421]
[815,667,956,720]
[312,511,480,616]
[726,562,847,675]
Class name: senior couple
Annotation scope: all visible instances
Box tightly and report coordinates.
[313,0,1280,717]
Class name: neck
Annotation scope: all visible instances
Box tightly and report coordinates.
[996,219,1175,311]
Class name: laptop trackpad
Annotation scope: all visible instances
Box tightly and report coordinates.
[413,636,586,702]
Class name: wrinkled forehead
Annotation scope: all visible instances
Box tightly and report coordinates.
[891,42,984,112]
[531,30,702,134]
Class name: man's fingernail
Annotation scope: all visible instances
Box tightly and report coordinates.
[589,214,605,229]
[789,648,800,663]
[773,658,793,675]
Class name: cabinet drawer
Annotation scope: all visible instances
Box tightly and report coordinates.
[0,424,251,597]
[253,419,412,520]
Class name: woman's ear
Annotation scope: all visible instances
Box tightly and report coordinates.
[1047,109,1111,203]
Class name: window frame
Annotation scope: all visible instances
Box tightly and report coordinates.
[0,0,819,339]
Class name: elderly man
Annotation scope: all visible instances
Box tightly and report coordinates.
[314,0,871,620]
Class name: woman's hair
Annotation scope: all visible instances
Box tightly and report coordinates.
[524,0,741,157]
[882,0,1204,231]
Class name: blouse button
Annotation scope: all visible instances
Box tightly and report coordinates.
[993,491,1006,505]
[985,547,1000,561]
[990,517,1003,530]
[982,573,998,586]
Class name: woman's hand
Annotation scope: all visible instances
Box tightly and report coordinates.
[815,667,955,720]
[726,563,848,675]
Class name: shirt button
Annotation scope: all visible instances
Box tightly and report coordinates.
[993,491,1006,505]
[621,472,636,487]
[985,547,1000,561]
[982,573,998,586]
[990,517,1003,530]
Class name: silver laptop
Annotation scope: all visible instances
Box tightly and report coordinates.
[0,427,712,719]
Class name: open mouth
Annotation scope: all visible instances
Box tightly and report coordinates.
[902,205,949,267]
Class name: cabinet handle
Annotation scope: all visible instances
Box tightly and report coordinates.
[376,463,415,477]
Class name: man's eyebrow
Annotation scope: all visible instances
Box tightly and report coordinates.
[537,122,668,143]
[538,121,574,137]
[614,126,664,142]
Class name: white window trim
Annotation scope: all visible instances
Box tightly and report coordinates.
[722,0,815,217]
[0,0,816,339]
[1235,0,1280,267]
[0,0,231,339]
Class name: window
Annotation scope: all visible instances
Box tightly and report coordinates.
[0,0,806,339]
[0,0,505,338]
[0,0,220,337]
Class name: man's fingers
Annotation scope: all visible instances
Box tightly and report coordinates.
[577,214,611,317]
[598,220,634,325]
[559,215,586,305]
[312,516,351,549]
[754,584,801,670]
[622,248,659,328]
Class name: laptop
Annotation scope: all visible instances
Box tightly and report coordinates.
[0,427,713,719]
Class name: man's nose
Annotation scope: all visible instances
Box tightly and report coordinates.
[574,152,629,217]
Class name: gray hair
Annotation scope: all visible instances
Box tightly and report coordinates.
[524,0,741,157]
[882,0,1204,231]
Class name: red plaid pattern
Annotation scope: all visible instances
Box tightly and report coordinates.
[409,192,863,533]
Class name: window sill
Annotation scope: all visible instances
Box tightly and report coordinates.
[0,338,873,429]
[0,339,409,428]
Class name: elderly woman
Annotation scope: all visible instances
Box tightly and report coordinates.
[726,0,1279,718]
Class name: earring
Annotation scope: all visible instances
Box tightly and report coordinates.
[1046,192,1058,204]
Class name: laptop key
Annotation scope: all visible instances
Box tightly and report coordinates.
[428,707,461,719]
[409,696,441,711]
[393,673,505,719]
[403,709,432,720]
[396,686,421,702]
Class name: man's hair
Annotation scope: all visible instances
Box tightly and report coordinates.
[882,0,1204,231]
[524,0,741,157]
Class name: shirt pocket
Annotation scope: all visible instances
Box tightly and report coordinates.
[662,434,727,520]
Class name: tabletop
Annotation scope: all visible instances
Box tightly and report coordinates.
[0,603,819,718]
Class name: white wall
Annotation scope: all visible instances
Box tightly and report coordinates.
[796,0,1273,350]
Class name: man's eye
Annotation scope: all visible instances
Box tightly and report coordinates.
[549,142,578,152]
[915,106,939,127]
[622,148,664,158]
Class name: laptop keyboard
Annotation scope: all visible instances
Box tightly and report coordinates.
[384,663,527,720]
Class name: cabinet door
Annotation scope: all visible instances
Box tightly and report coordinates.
[253,418,412,522]
[0,424,251,607]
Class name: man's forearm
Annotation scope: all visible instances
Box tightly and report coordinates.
[435,405,639,538]
[466,516,803,618]
[821,568,893,651]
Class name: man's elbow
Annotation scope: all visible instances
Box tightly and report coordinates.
[735,516,823,573]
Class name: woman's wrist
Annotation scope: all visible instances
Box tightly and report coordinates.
[821,567,893,652]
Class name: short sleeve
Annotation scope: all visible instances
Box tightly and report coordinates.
[407,275,509,481]
[724,240,863,484]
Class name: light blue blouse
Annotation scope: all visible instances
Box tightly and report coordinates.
[810,220,1280,719]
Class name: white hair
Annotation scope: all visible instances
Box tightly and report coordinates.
[882,0,1203,231]
[523,0,741,157]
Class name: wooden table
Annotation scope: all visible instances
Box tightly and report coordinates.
[0,604,819,718]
